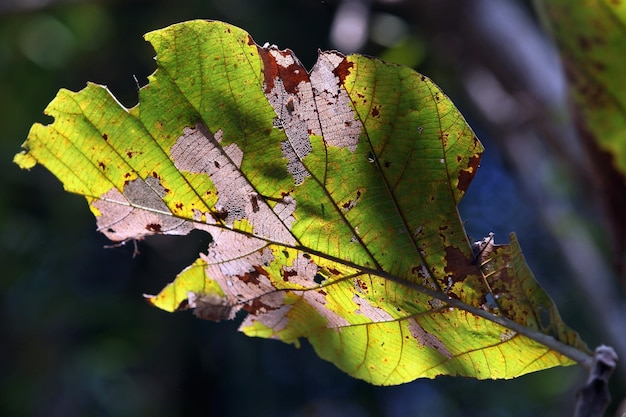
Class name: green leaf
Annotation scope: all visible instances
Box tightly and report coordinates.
[14,20,590,385]
[536,0,626,175]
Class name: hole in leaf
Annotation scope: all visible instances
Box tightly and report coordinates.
[137,229,212,294]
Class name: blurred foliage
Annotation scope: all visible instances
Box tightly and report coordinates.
[0,0,600,416]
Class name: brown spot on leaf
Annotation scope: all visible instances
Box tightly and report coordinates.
[440,132,449,147]
[243,298,278,316]
[285,96,295,115]
[210,208,229,222]
[146,223,162,233]
[371,105,380,118]
[282,268,298,282]
[258,46,308,95]
[102,133,108,141]
[444,246,479,285]
[250,195,260,213]
[98,162,106,170]
[332,57,353,82]
[240,265,269,285]
[457,153,481,193]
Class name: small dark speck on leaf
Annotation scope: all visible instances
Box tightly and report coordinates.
[314,273,324,285]
[286,97,295,115]
[250,195,260,213]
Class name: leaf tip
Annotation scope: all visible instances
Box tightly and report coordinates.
[13,151,37,170]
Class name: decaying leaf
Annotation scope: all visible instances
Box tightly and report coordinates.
[14,20,590,385]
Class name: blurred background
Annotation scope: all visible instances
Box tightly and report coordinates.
[1,0,624,416]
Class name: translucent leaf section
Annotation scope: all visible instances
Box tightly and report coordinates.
[14,20,589,385]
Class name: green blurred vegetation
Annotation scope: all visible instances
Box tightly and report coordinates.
[1,1,607,416]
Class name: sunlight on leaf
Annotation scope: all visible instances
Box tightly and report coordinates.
[14,20,589,385]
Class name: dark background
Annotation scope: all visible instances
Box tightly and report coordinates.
[1,0,620,416]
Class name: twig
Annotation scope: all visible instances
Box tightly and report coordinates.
[574,345,618,417]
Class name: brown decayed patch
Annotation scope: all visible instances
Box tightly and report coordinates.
[257,46,308,95]
[240,265,269,285]
[146,223,162,233]
[332,56,353,82]
[282,268,298,282]
[457,152,481,193]
[210,208,229,222]
[443,246,479,285]
[250,195,260,213]
[243,298,279,316]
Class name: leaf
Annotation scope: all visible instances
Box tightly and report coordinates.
[536,0,626,176]
[14,20,590,385]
